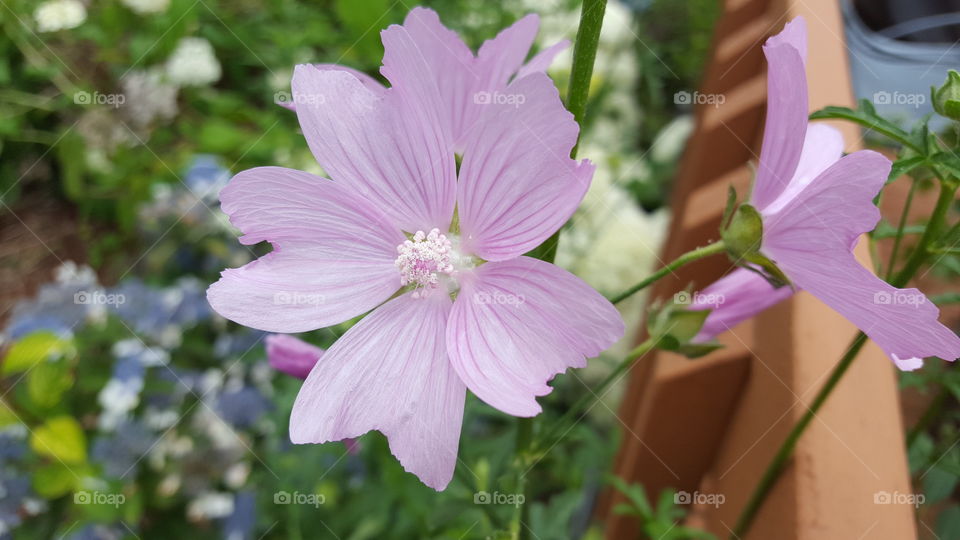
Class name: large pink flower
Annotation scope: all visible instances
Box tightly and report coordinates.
[207,22,623,490]
[692,17,960,370]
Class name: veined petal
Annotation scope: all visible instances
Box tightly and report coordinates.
[290,293,465,491]
[761,123,845,215]
[279,64,385,111]
[446,257,623,416]
[292,42,456,233]
[750,25,809,210]
[265,334,323,379]
[207,167,403,333]
[766,16,807,64]
[516,40,571,80]
[692,268,796,342]
[764,151,960,366]
[457,74,593,261]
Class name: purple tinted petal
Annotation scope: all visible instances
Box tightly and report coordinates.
[750,26,809,210]
[516,40,571,80]
[265,334,323,379]
[290,293,465,490]
[279,64,385,111]
[292,51,455,233]
[207,167,403,332]
[691,268,796,342]
[765,16,807,64]
[457,74,593,261]
[446,257,623,416]
[761,123,845,215]
[765,151,960,366]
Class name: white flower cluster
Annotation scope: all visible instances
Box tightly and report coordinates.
[165,37,222,87]
[34,0,86,32]
[121,0,170,15]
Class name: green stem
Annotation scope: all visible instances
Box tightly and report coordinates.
[529,0,607,264]
[511,417,534,539]
[535,337,657,453]
[730,332,868,539]
[609,240,726,304]
[884,178,919,280]
[732,180,959,539]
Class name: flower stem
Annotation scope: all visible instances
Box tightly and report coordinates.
[883,178,919,280]
[534,337,657,453]
[511,417,534,539]
[609,240,726,304]
[528,0,607,264]
[731,180,959,539]
[730,332,868,539]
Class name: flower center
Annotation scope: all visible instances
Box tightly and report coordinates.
[395,229,457,298]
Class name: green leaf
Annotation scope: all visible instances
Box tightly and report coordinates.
[33,463,79,499]
[938,505,960,540]
[2,332,70,374]
[923,465,959,504]
[30,416,87,464]
[810,104,920,152]
[27,360,74,411]
[887,156,927,184]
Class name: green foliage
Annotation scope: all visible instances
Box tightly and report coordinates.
[609,478,714,539]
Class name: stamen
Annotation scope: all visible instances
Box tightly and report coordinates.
[395,229,455,298]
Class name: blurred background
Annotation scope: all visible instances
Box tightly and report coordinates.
[0,0,715,538]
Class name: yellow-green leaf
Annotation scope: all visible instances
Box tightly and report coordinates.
[3,332,70,375]
[33,463,80,498]
[30,416,87,464]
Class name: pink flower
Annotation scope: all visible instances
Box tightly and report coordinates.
[207,20,623,490]
[692,17,960,371]
[287,7,569,153]
[265,334,323,379]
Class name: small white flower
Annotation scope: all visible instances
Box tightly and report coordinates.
[121,68,179,127]
[165,37,222,87]
[34,0,86,32]
[121,0,170,15]
[187,492,235,520]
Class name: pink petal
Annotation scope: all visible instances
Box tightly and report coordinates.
[290,292,465,490]
[761,123,845,215]
[516,40,571,80]
[279,64,385,111]
[207,167,403,332]
[691,268,796,342]
[292,43,455,233]
[764,151,960,366]
[456,74,594,261]
[475,14,539,88]
[446,257,624,416]
[766,16,807,64]
[750,23,809,211]
[265,334,323,379]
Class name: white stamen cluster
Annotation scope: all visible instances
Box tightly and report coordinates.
[395,229,455,298]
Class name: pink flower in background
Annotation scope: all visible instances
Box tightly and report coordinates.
[265,334,323,379]
[691,17,960,370]
[208,20,623,489]
[285,7,568,151]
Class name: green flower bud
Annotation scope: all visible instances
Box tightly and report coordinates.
[932,70,960,120]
